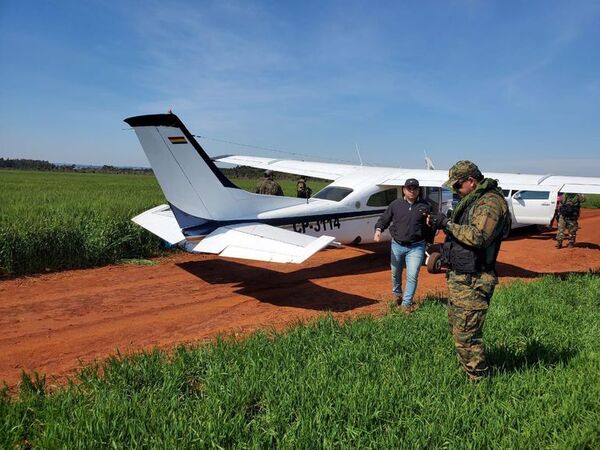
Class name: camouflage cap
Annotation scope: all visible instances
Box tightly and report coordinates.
[443,160,483,189]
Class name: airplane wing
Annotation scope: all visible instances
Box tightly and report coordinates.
[379,170,600,194]
[560,183,600,194]
[187,223,337,264]
[132,205,185,245]
[378,169,448,187]
[215,155,363,181]
[536,176,600,194]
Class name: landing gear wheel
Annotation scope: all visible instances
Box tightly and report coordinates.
[427,252,442,274]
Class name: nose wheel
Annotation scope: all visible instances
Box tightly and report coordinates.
[425,252,442,273]
[424,244,444,274]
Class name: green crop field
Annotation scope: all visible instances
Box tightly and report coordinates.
[583,193,600,208]
[1,274,599,448]
[0,170,166,277]
[0,170,328,277]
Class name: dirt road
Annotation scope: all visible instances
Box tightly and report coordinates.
[1,210,599,388]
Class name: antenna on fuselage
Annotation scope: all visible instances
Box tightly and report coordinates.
[355,143,363,166]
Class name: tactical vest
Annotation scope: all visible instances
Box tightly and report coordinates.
[559,194,581,218]
[443,192,508,274]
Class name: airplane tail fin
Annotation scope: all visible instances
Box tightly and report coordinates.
[125,113,308,229]
[125,113,336,264]
[124,113,244,222]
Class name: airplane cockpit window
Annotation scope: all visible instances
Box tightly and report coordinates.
[367,188,398,207]
[514,190,550,200]
[312,186,354,201]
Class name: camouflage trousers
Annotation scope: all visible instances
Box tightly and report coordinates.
[446,270,497,380]
[556,215,579,244]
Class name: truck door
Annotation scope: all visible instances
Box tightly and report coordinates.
[510,189,558,226]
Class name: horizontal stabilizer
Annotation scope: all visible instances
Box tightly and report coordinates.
[132,205,185,245]
[188,223,336,263]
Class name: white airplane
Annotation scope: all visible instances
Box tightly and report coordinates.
[125,113,600,268]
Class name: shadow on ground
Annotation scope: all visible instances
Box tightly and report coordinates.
[488,340,577,374]
[496,262,599,279]
[178,249,389,311]
[575,242,600,250]
[504,225,600,251]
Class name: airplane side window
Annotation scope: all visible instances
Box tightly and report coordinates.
[441,188,453,203]
[502,189,510,197]
[516,191,549,200]
[312,186,354,202]
[367,188,398,207]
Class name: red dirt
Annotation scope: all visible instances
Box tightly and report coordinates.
[1,210,599,389]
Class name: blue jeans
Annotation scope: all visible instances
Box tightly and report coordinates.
[390,240,426,306]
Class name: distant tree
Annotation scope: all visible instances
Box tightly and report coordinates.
[0,158,57,170]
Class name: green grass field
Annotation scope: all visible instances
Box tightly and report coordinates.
[0,170,328,277]
[583,193,600,208]
[1,274,599,448]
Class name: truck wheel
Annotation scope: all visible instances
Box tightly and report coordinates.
[427,252,442,274]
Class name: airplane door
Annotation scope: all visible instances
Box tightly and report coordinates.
[423,187,441,213]
[510,189,557,225]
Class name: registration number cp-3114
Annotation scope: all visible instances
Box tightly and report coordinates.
[292,218,341,233]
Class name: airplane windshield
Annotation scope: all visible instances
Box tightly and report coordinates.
[313,186,354,202]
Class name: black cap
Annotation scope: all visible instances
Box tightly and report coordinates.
[404,178,419,188]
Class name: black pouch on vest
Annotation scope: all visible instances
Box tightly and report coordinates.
[449,245,478,274]
[559,204,577,217]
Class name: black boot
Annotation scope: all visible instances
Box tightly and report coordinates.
[556,240,562,249]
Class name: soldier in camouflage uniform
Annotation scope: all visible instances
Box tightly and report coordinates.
[556,193,585,248]
[430,161,510,381]
[255,170,284,196]
[296,177,313,199]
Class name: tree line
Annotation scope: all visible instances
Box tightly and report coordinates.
[0,158,322,181]
[0,158,154,175]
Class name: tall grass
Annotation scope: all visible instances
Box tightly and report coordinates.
[2,274,599,448]
[0,170,327,276]
[0,170,166,276]
[582,193,600,208]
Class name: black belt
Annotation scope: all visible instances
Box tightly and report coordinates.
[394,239,424,246]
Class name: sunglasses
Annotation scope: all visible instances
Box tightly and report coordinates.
[452,179,467,191]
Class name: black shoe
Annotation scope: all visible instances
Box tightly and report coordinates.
[556,241,562,249]
[568,242,575,248]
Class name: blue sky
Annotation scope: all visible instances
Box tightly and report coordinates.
[1,0,599,175]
